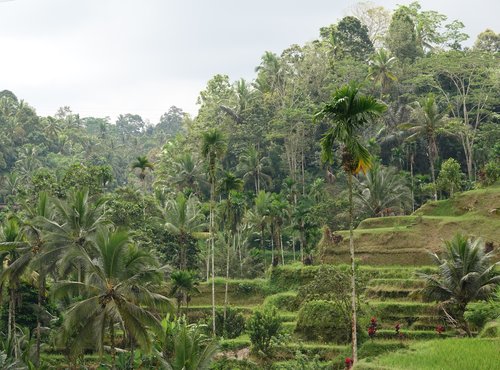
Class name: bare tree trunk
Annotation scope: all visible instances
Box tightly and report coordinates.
[110,319,116,370]
[238,231,243,277]
[223,233,232,332]
[280,231,285,266]
[210,182,216,336]
[292,239,296,261]
[429,156,438,201]
[410,153,415,212]
[348,174,358,363]
[36,274,45,367]
[206,242,210,283]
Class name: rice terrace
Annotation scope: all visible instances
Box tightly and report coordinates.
[0,0,498,369]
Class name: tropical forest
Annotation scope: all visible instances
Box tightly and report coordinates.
[0,1,499,369]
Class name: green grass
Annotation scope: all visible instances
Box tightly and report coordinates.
[356,338,500,369]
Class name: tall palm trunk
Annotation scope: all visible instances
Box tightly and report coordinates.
[36,273,46,367]
[8,286,18,359]
[348,174,358,363]
[110,319,116,370]
[210,181,216,335]
[429,156,437,201]
[223,233,233,332]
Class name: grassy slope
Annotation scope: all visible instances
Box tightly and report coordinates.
[356,338,500,369]
[318,186,500,265]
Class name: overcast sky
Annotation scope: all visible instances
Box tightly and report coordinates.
[0,0,498,123]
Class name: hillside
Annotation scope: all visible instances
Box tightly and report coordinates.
[318,186,500,265]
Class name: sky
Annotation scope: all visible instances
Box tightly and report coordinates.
[0,0,498,123]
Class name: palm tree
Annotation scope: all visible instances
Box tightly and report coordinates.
[0,218,25,359]
[237,147,272,194]
[163,193,206,270]
[403,94,447,201]
[39,189,107,283]
[269,193,289,266]
[315,83,386,362]
[201,129,227,335]
[170,153,206,194]
[368,49,398,98]
[170,270,200,315]
[247,191,272,264]
[156,317,218,370]
[218,171,244,326]
[355,162,412,217]
[132,155,154,190]
[13,192,53,366]
[52,229,172,367]
[420,234,500,336]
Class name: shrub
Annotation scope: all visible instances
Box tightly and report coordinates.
[263,292,299,311]
[247,307,282,355]
[436,158,463,197]
[464,300,500,330]
[297,265,365,304]
[479,161,500,186]
[214,307,245,339]
[295,300,351,343]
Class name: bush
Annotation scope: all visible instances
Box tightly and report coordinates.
[480,161,500,186]
[295,300,351,343]
[464,300,500,330]
[247,307,282,355]
[214,307,245,339]
[263,292,299,311]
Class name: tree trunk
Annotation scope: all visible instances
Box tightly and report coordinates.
[238,231,243,277]
[129,331,135,369]
[110,319,116,370]
[410,153,415,212]
[206,242,210,283]
[280,230,285,266]
[429,155,437,201]
[348,174,358,363]
[36,274,46,367]
[223,233,232,333]
[210,181,216,336]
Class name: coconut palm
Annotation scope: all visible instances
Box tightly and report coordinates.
[170,153,206,194]
[163,193,206,270]
[402,94,447,201]
[201,128,227,335]
[170,270,200,315]
[420,234,500,336]
[247,191,272,261]
[355,162,412,217]
[269,193,289,266]
[156,317,218,370]
[368,49,398,98]
[237,147,272,194]
[132,155,154,189]
[38,189,108,281]
[0,218,25,359]
[8,192,53,366]
[315,83,386,362]
[218,171,244,325]
[52,229,172,367]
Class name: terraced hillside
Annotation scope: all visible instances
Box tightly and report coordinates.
[187,264,455,368]
[318,186,500,265]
